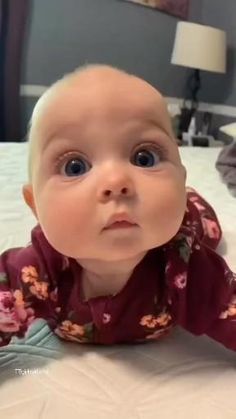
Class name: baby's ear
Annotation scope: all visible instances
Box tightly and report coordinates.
[22,184,38,219]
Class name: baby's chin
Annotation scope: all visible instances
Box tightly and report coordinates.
[71,237,172,262]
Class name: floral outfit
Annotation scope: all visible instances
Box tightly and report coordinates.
[0,189,236,350]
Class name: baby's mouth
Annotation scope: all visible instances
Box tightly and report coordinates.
[104,221,138,230]
[103,212,138,230]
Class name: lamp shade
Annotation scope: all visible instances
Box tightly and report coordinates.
[171,22,226,73]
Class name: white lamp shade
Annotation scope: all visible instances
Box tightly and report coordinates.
[171,22,226,73]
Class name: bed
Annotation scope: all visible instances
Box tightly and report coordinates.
[0,142,236,419]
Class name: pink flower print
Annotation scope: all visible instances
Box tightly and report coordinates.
[0,291,19,332]
[189,195,206,211]
[103,313,111,324]
[0,290,35,333]
[219,311,227,320]
[0,315,20,333]
[13,290,35,325]
[189,196,198,203]
[193,202,206,212]
[0,291,14,310]
[174,273,187,289]
[62,257,70,271]
[201,218,220,239]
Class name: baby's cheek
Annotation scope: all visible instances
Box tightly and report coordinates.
[36,190,90,238]
[147,180,186,237]
[150,179,184,213]
[164,183,186,220]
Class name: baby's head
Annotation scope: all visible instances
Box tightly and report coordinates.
[23,64,186,261]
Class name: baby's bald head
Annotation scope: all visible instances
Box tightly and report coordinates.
[24,64,186,259]
[27,64,176,183]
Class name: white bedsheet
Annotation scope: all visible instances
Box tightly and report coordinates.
[0,143,236,419]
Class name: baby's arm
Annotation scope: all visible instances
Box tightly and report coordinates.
[184,188,222,250]
[0,237,60,346]
[164,226,236,352]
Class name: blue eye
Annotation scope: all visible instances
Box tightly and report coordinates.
[64,158,89,177]
[132,148,161,167]
[59,145,164,177]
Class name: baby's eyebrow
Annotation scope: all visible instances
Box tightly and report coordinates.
[145,118,175,143]
[40,118,175,154]
[40,126,78,153]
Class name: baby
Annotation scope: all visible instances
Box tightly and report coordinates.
[0,64,236,348]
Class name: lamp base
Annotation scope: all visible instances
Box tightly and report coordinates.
[187,69,201,106]
[178,69,201,140]
[177,107,195,139]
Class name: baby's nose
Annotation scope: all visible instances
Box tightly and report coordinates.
[103,186,130,198]
[97,176,135,201]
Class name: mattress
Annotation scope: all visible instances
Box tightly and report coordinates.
[0,142,236,419]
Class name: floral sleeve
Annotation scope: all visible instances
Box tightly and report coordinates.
[0,238,60,346]
[184,187,222,250]
[163,225,236,352]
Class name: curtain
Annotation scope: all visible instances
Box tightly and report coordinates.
[0,0,30,141]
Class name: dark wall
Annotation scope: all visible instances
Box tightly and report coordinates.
[21,0,201,136]
[198,0,236,107]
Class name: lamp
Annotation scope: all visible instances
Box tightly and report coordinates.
[171,22,227,138]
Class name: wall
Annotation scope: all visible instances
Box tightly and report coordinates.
[20,0,201,136]
[199,0,236,107]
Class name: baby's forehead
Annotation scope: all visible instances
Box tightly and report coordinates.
[33,70,173,145]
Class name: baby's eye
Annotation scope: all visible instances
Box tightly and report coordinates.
[132,147,163,168]
[58,145,164,177]
[62,158,90,177]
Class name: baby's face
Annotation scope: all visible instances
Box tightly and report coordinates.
[25,69,186,261]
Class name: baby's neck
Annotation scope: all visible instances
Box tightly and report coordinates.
[77,251,147,300]
[81,270,132,300]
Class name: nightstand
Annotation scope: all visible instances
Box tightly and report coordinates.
[182,133,224,147]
